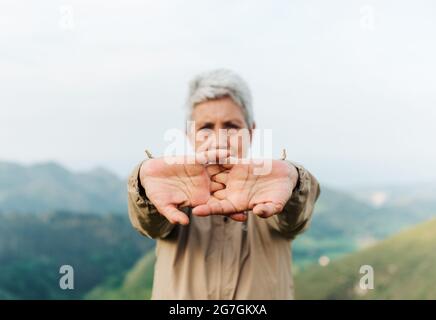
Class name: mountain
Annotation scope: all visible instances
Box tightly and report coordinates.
[305,187,433,239]
[1,160,433,242]
[0,161,127,214]
[85,250,156,300]
[353,183,436,222]
[353,182,436,208]
[2,159,436,299]
[0,211,153,299]
[292,187,432,268]
[88,217,436,300]
[295,218,436,299]
[86,188,419,300]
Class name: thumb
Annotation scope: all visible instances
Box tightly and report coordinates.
[159,204,190,225]
[252,202,283,218]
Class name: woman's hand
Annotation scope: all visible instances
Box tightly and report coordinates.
[139,150,229,225]
[140,154,298,224]
[192,160,299,219]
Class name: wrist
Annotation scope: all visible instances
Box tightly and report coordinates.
[283,161,299,192]
[138,160,149,197]
[291,164,300,192]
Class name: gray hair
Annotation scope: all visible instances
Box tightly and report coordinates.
[186,69,254,127]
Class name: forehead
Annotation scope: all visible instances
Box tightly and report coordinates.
[191,97,245,122]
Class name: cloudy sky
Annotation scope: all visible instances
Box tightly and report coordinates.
[1,0,435,187]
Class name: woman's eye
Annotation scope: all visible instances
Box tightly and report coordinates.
[226,124,240,129]
[199,124,213,130]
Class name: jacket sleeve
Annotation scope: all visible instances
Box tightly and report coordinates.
[267,161,321,240]
[127,161,176,239]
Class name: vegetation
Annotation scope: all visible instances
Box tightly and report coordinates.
[0,211,153,299]
[86,250,156,300]
[1,160,435,299]
[295,218,436,299]
[0,161,127,214]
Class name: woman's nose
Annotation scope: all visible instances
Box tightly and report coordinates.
[213,128,229,150]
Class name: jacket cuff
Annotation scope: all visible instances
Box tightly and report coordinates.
[274,161,317,238]
[127,160,153,207]
[288,162,310,207]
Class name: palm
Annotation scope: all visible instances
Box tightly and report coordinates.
[139,152,229,225]
[192,160,297,219]
[140,158,211,225]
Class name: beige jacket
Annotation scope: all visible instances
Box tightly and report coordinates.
[127,161,320,300]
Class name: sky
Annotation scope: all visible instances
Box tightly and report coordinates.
[1,0,435,188]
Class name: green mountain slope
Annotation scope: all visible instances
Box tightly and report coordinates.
[86,189,436,300]
[86,250,156,300]
[1,160,433,247]
[2,160,436,299]
[0,161,127,214]
[0,212,153,299]
[292,187,420,268]
[295,218,436,299]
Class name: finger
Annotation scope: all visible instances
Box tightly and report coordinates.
[212,171,229,184]
[252,202,282,218]
[159,204,190,225]
[192,202,221,216]
[206,164,225,177]
[210,181,225,193]
[229,212,248,222]
[192,199,237,216]
[212,189,226,200]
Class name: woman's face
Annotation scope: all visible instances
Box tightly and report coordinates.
[188,96,254,159]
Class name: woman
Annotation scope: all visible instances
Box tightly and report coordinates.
[127,69,320,299]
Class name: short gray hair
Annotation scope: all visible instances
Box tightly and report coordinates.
[186,69,254,127]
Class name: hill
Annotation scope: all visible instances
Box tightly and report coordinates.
[0,161,127,214]
[86,187,417,300]
[292,187,423,267]
[2,160,436,299]
[295,218,436,299]
[0,211,153,299]
[85,250,156,300]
